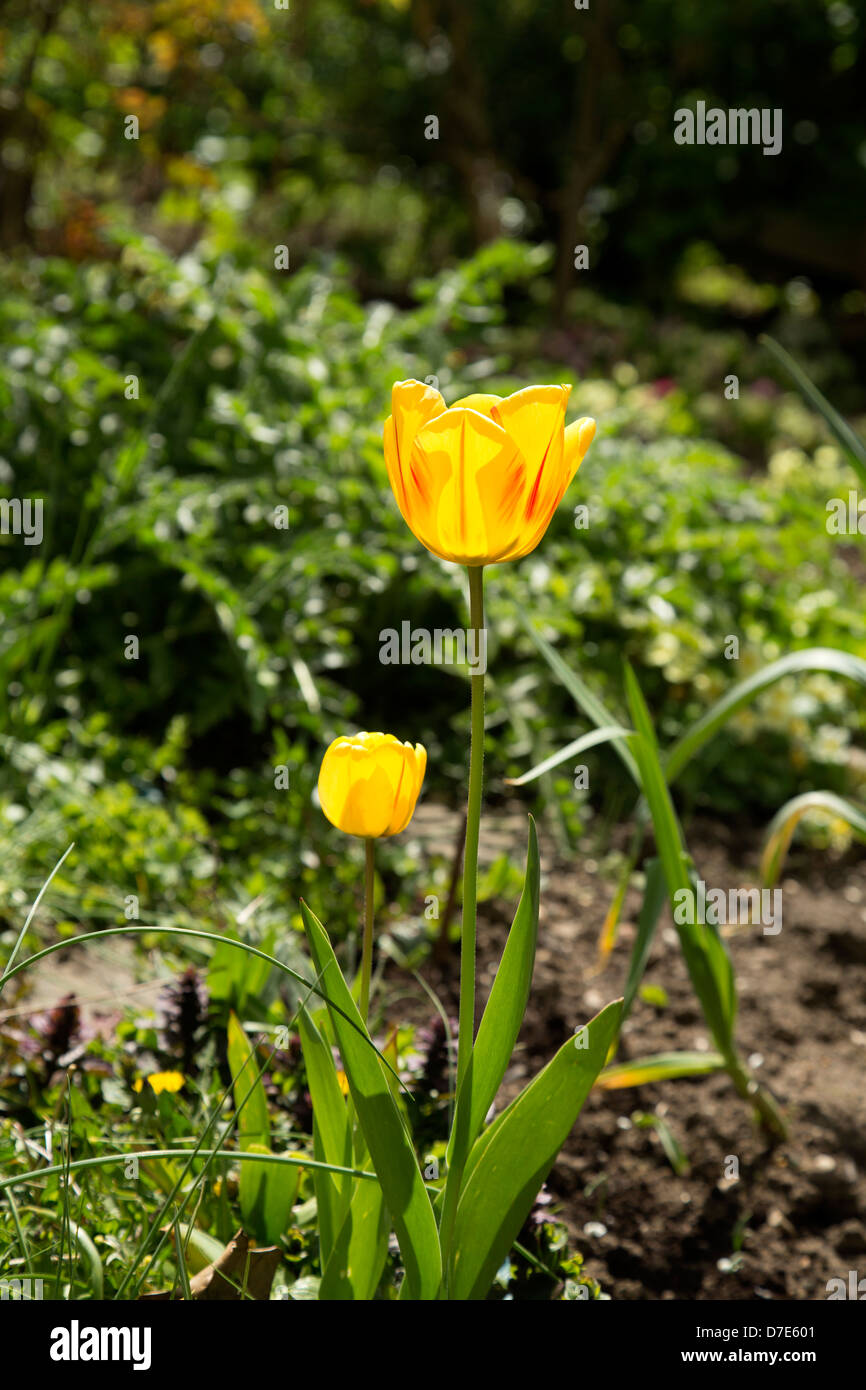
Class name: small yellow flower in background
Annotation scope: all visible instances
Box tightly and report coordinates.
[335,1069,350,1097]
[133,1070,185,1095]
[383,379,596,566]
[318,731,426,838]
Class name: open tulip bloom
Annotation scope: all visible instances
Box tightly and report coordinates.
[298,376,625,1301]
[383,379,596,567]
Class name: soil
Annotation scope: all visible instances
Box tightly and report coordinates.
[395,802,866,1301]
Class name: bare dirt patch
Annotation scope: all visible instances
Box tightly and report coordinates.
[395,804,866,1301]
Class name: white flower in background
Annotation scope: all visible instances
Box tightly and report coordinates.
[806,674,846,709]
[768,447,809,480]
[646,630,679,666]
[812,724,850,765]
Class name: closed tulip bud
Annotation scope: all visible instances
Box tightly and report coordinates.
[384,379,596,566]
[318,732,427,839]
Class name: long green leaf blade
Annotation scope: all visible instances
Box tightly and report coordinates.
[297,1005,354,1269]
[760,334,866,483]
[621,856,668,1022]
[666,647,866,785]
[506,726,634,787]
[451,816,541,1157]
[761,790,866,887]
[228,1014,297,1241]
[227,1012,270,1148]
[449,999,622,1301]
[596,1051,726,1089]
[518,616,640,785]
[321,1176,388,1301]
[623,664,736,1051]
[300,900,441,1301]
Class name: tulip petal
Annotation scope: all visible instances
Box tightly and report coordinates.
[384,381,447,529]
[449,393,503,418]
[492,384,571,478]
[563,416,597,478]
[385,379,446,517]
[497,410,596,563]
[407,408,528,565]
[388,743,427,834]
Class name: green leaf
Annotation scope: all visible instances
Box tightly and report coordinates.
[439,817,541,1274]
[297,1005,353,1270]
[449,999,622,1301]
[518,616,640,786]
[227,1012,270,1148]
[71,1223,104,1301]
[623,664,736,1052]
[450,816,541,1163]
[595,1051,726,1089]
[621,856,668,1022]
[665,647,866,786]
[227,1013,297,1242]
[300,900,442,1301]
[170,1223,225,1275]
[761,790,866,887]
[258,1146,300,1245]
[760,334,866,486]
[320,1174,389,1301]
[505,726,635,788]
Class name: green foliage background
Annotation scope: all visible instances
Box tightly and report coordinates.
[1,0,865,939]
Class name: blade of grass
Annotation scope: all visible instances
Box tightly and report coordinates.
[172,1214,193,1301]
[595,1051,726,1088]
[0,1149,376,1195]
[1,842,75,979]
[665,648,866,785]
[760,334,866,484]
[761,790,866,887]
[504,725,634,787]
[518,615,641,786]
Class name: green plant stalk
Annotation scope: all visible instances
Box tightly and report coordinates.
[724,1050,789,1140]
[457,565,485,1094]
[438,565,486,1298]
[359,838,375,1021]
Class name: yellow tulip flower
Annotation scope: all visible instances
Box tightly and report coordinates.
[383,379,596,566]
[318,732,426,839]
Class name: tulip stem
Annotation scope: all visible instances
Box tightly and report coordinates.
[360,838,375,1022]
[457,565,485,1093]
